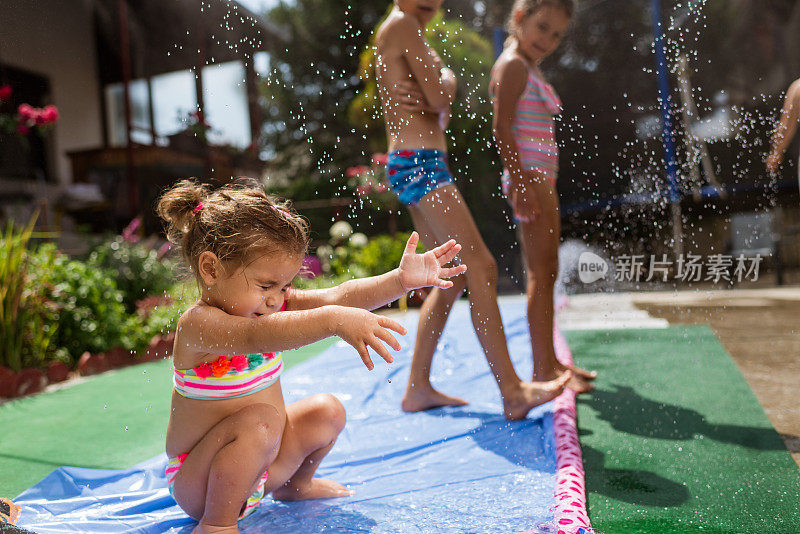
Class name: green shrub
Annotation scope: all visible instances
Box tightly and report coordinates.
[88,237,177,313]
[297,232,423,289]
[128,283,197,354]
[351,232,421,277]
[29,243,130,363]
[0,216,66,370]
[292,272,357,290]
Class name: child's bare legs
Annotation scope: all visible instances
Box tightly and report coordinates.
[269,393,351,501]
[519,180,596,393]
[170,403,284,534]
[404,185,570,420]
[401,208,469,412]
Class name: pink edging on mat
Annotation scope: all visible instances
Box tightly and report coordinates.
[551,326,593,533]
[518,325,594,534]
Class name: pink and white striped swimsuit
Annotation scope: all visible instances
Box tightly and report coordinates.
[173,352,283,400]
[502,67,562,191]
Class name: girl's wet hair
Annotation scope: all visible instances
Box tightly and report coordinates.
[157,178,309,277]
[507,0,575,37]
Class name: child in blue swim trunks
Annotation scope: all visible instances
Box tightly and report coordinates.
[386,148,453,205]
[373,0,570,420]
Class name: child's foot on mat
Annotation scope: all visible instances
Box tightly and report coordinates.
[564,364,597,381]
[565,373,594,394]
[272,478,353,501]
[503,372,571,421]
[401,386,469,413]
[192,523,240,534]
[536,363,597,394]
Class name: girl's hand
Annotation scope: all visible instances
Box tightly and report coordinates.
[440,67,457,105]
[766,152,782,175]
[332,307,407,370]
[511,179,541,223]
[440,67,457,91]
[392,80,436,113]
[398,232,468,291]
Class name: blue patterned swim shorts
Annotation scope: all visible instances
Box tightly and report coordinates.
[386,149,454,205]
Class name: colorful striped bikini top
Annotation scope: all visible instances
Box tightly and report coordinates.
[173,352,283,400]
[500,67,562,176]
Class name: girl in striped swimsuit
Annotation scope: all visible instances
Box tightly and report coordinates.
[491,0,597,394]
[157,179,466,533]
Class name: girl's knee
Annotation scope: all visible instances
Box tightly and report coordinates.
[450,272,467,294]
[434,275,466,303]
[309,393,346,434]
[528,265,557,286]
[526,271,538,291]
[236,403,283,444]
[466,252,498,286]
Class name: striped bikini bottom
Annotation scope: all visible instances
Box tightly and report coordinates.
[166,453,269,519]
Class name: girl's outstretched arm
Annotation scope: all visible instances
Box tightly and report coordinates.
[492,55,541,220]
[491,55,529,182]
[767,79,800,174]
[288,233,467,312]
[174,303,406,370]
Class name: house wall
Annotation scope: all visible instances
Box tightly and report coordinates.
[0,0,103,184]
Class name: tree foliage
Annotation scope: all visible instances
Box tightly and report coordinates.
[259,0,391,191]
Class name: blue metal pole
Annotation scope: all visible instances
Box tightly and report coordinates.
[493,27,505,59]
[651,0,680,204]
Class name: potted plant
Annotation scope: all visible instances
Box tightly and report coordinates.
[168,109,213,155]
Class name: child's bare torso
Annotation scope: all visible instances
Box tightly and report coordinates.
[375,12,447,151]
[165,330,287,458]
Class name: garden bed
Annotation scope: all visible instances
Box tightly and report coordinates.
[1,216,188,399]
[1,216,427,400]
[0,332,175,399]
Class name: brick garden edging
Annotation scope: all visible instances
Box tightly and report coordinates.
[0,332,175,399]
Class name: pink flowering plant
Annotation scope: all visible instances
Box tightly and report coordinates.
[181,109,214,142]
[0,84,59,137]
[346,153,398,212]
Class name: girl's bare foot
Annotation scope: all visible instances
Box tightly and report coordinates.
[192,523,240,534]
[401,385,469,413]
[564,363,597,381]
[564,373,595,394]
[272,478,353,501]
[536,362,597,394]
[502,372,571,420]
[535,360,597,394]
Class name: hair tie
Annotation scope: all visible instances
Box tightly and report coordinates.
[192,202,204,215]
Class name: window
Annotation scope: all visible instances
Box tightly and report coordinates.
[104,79,152,146]
[151,69,197,137]
[201,61,251,148]
[254,51,270,77]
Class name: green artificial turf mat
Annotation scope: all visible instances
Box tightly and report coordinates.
[565,325,800,533]
[0,339,335,498]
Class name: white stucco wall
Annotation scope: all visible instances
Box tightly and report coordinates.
[0,0,103,184]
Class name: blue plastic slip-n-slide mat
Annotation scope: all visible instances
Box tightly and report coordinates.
[16,298,561,533]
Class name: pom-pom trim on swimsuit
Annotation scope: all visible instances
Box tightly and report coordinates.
[174,352,282,400]
[193,353,276,379]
